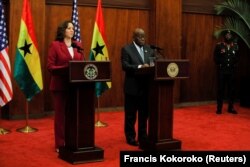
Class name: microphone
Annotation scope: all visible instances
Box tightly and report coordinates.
[71,42,84,51]
[150,45,163,50]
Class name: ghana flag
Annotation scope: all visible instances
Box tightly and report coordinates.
[89,0,111,97]
[14,0,43,101]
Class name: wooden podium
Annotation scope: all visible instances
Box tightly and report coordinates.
[59,61,111,164]
[140,59,189,150]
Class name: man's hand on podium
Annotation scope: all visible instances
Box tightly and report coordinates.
[138,64,150,69]
[141,64,150,68]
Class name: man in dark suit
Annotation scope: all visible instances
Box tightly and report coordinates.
[121,28,154,146]
[214,30,239,114]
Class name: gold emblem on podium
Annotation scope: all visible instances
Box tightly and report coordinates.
[167,62,179,77]
[84,64,98,80]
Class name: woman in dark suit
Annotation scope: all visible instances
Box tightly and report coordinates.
[47,20,84,152]
[121,28,154,147]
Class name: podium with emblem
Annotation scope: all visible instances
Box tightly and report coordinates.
[139,59,189,150]
[59,61,111,164]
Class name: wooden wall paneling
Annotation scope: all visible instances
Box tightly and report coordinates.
[183,0,223,14]
[46,0,150,10]
[101,8,149,108]
[148,0,156,45]
[181,13,223,102]
[5,0,45,119]
[154,0,182,60]
[153,0,182,103]
[101,8,123,107]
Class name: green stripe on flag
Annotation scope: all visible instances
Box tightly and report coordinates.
[14,50,41,101]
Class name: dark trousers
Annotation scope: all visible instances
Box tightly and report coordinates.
[124,93,148,142]
[217,73,235,111]
[52,91,68,149]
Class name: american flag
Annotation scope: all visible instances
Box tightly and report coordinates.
[71,0,81,42]
[0,1,13,107]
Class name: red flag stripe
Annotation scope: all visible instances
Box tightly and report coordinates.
[0,47,11,76]
[96,0,107,43]
[21,0,38,49]
[0,65,12,98]
[0,48,13,107]
[0,48,12,86]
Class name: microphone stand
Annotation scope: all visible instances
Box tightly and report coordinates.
[150,45,163,59]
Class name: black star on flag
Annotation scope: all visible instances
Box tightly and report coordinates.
[19,40,32,56]
[93,42,105,57]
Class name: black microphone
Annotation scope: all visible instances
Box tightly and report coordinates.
[71,42,84,51]
[150,45,163,50]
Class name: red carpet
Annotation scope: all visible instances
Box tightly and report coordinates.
[0,103,250,167]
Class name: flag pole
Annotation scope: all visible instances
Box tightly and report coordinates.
[0,108,11,135]
[16,101,38,133]
[95,97,108,127]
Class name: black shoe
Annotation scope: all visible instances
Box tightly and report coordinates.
[228,109,237,114]
[127,139,139,146]
[216,110,222,114]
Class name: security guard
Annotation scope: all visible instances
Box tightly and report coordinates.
[214,30,239,114]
